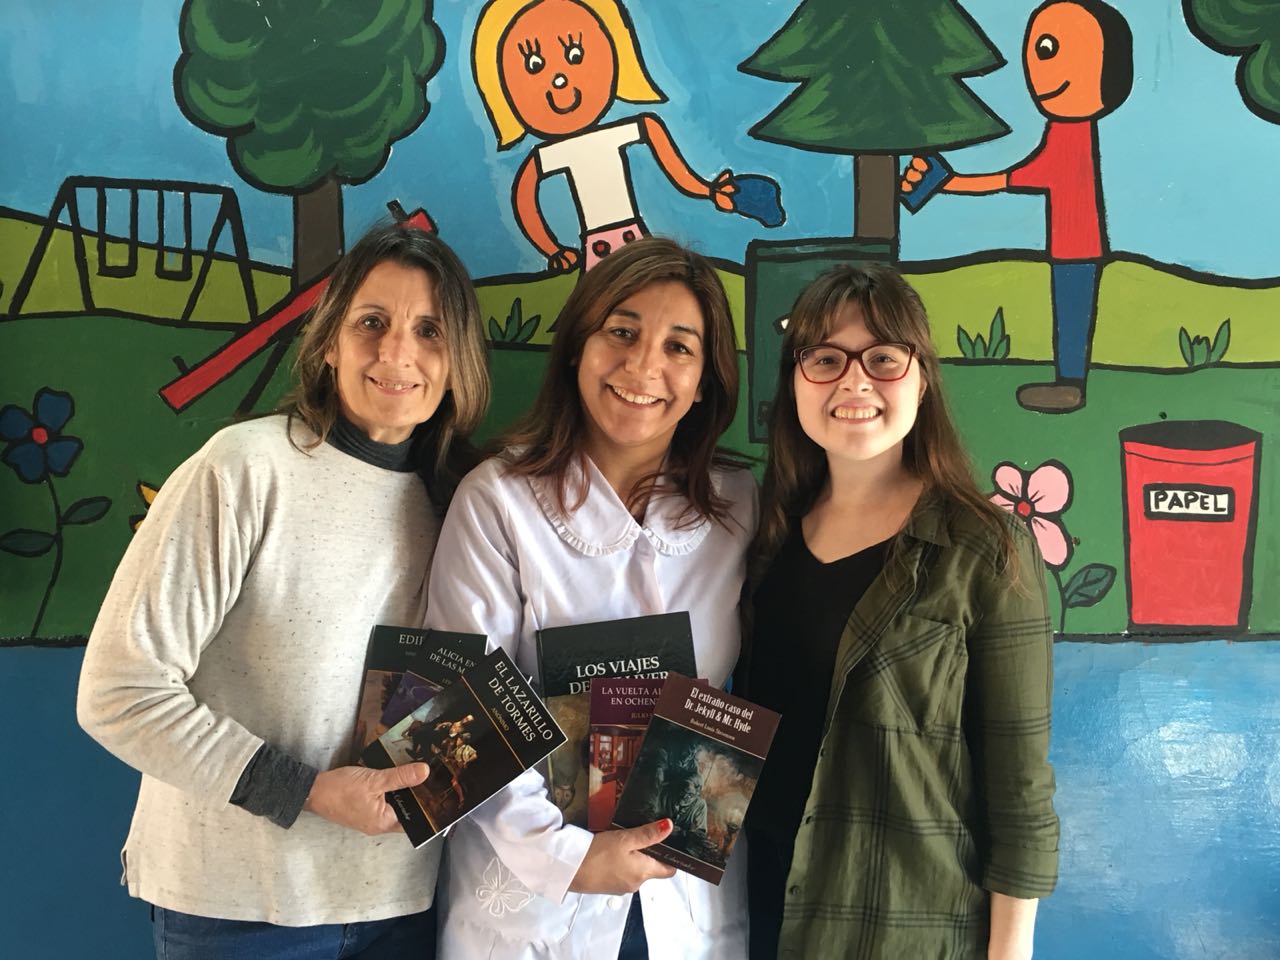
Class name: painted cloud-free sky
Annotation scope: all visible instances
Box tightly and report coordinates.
[3,0,1277,280]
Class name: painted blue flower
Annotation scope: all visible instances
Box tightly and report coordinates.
[0,388,83,483]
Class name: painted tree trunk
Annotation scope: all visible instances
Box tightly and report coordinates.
[292,176,344,289]
[854,153,898,244]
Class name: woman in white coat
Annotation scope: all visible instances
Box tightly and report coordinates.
[426,238,756,959]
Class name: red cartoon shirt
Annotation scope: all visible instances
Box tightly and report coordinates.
[1008,120,1105,261]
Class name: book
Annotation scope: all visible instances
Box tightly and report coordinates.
[534,612,697,828]
[899,153,954,213]
[611,672,780,885]
[351,625,486,754]
[361,646,567,848]
[586,677,667,832]
[380,670,442,728]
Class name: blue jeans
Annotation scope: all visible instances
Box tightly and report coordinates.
[152,905,436,960]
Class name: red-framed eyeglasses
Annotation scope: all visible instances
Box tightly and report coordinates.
[793,342,916,383]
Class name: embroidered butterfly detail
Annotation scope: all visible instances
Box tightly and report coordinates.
[476,857,534,917]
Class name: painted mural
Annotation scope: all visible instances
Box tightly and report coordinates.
[3,0,1280,955]
[3,0,1275,647]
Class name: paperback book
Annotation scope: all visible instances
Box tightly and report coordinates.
[535,612,696,828]
[611,672,780,885]
[586,677,666,832]
[361,646,566,848]
[379,670,441,729]
[351,625,486,754]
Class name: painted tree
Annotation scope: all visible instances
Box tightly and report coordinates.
[174,0,443,286]
[1185,0,1280,124]
[740,0,1009,247]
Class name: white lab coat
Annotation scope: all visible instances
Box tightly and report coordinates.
[426,454,757,959]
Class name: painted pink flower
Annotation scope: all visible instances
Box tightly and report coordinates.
[990,460,1073,569]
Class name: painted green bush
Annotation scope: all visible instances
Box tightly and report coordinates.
[488,297,542,344]
[1178,318,1230,368]
[957,307,1011,360]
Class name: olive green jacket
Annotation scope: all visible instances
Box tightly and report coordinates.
[738,495,1060,960]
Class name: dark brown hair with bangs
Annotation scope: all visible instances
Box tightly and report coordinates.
[500,237,745,526]
[755,262,1014,568]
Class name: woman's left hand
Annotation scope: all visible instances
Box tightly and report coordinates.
[709,169,737,211]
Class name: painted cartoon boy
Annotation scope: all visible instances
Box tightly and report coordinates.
[903,0,1133,413]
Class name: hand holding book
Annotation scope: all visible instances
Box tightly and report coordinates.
[362,647,566,847]
[568,817,678,895]
[303,762,430,835]
[611,673,780,884]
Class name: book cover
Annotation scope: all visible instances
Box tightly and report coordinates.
[361,646,567,848]
[611,673,780,885]
[379,670,440,729]
[586,677,667,832]
[535,612,696,828]
[351,625,486,754]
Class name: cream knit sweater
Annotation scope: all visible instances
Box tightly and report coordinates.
[78,417,442,925]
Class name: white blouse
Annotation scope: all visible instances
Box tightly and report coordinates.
[426,453,757,960]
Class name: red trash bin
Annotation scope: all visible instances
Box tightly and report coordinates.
[1120,420,1261,633]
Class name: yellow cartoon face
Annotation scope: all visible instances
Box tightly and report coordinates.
[1024,2,1106,120]
[499,0,618,137]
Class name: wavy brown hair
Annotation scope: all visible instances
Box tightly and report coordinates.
[277,221,490,512]
[501,237,745,526]
[756,263,1014,570]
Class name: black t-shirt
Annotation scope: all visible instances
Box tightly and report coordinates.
[745,521,886,958]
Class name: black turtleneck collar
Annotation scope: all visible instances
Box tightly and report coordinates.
[325,413,417,473]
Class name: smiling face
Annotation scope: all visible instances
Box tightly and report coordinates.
[1024,1,1107,119]
[576,281,706,467]
[324,260,450,444]
[793,301,926,471]
[499,0,617,138]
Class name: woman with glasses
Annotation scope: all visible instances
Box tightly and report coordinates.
[737,264,1058,960]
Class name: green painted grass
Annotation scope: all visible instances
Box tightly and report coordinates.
[943,363,1279,635]
[0,313,295,640]
[908,257,1280,366]
[5,200,1272,368]
[2,281,1275,641]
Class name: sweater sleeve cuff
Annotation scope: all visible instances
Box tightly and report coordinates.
[230,743,319,829]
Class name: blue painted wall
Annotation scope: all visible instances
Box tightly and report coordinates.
[8,644,1279,958]
[1044,642,1280,958]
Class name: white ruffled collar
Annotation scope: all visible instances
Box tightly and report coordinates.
[527,454,714,558]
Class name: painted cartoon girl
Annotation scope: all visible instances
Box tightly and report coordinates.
[474,0,780,271]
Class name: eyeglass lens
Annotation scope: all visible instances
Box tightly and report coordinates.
[798,343,912,382]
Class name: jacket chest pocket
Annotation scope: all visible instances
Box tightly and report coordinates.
[834,612,966,733]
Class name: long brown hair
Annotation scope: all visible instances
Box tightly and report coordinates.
[756,263,1014,567]
[501,237,745,526]
[277,221,491,512]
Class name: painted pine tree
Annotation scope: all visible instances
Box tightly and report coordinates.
[741,0,1009,245]
[174,0,443,287]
